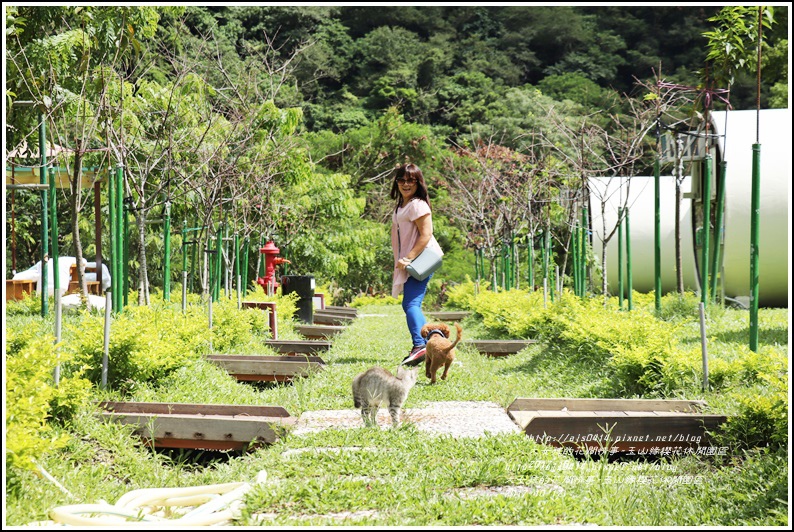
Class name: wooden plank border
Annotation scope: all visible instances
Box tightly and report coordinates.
[96,401,296,451]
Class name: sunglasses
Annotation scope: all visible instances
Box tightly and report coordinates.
[396,178,417,185]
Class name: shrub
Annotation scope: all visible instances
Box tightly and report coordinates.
[63,302,209,393]
[350,293,399,307]
[4,290,43,316]
[5,328,90,474]
[444,277,490,311]
[711,349,788,452]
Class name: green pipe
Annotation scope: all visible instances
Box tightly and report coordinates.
[475,247,481,284]
[571,221,579,296]
[181,221,188,308]
[109,168,116,310]
[234,232,240,299]
[492,246,498,292]
[122,202,129,308]
[710,161,727,303]
[580,219,585,296]
[39,113,49,316]
[548,231,554,302]
[116,164,124,312]
[579,207,587,297]
[527,234,534,290]
[225,222,230,297]
[503,243,509,290]
[701,155,712,306]
[163,201,171,301]
[243,237,250,296]
[191,220,199,293]
[618,207,624,310]
[582,207,588,297]
[749,145,761,351]
[654,159,661,312]
[49,164,59,295]
[542,227,549,291]
[181,221,188,279]
[578,221,584,296]
[258,235,265,278]
[214,224,222,301]
[626,208,633,310]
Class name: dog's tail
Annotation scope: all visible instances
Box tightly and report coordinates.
[443,322,463,354]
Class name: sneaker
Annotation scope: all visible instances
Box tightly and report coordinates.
[401,345,426,366]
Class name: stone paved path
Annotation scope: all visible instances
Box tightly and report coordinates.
[293,400,522,437]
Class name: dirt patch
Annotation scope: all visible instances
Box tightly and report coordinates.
[446,483,565,499]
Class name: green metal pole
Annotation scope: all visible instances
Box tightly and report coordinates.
[542,227,549,293]
[116,164,124,312]
[191,220,199,293]
[109,167,116,311]
[234,231,240,305]
[580,207,587,297]
[548,232,555,302]
[163,201,171,301]
[618,207,624,310]
[528,234,534,291]
[258,235,265,278]
[39,113,49,317]
[181,220,188,309]
[710,162,727,303]
[749,145,761,351]
[701,155,712,307]
[214,224,222,301]
[626,208,633,310]
[49,163,59,297]
[243,237,250,296]
[654,159,661,312]
[123,201,129,308]
[572,221,580,296]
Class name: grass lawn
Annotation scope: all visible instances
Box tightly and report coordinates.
[4,302,789,526]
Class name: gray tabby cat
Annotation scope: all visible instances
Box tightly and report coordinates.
[352,366,418,427]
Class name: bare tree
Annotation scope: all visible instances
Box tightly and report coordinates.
[636,71,697,294]
[540,96,657,305]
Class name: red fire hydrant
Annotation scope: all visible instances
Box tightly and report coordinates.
[256,241,291,296]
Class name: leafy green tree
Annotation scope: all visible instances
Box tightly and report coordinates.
[6,6,164,305]
[702,5,778,109]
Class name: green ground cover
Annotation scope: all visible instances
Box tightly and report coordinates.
[4,292,789,526]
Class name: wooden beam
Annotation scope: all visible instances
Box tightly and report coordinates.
[265,339,332,355]
[96,401,296,451]
[507,397,707,414]
[206,354,325,381]
[519,412,727,453]
[464,339,538,356]
[313,313,354,326]
[426,311,470,321]
[324,305,358,316]
[296,324,346,339]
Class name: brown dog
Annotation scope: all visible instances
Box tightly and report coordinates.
[420,322,462,384]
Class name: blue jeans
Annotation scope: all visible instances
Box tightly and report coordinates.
[402,274,432,347]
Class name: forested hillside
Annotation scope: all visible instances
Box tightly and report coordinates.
[5,5,788,302]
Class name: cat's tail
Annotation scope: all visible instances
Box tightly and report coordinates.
[443,322,463,354]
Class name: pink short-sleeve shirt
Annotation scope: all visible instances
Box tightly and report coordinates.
[391,197,443,298]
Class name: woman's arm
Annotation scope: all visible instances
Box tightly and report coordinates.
[397,214,432,269]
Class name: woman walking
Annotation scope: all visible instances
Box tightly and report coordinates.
[390,163,444,366]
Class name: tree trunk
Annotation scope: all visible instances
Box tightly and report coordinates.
[71,151,91,310]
